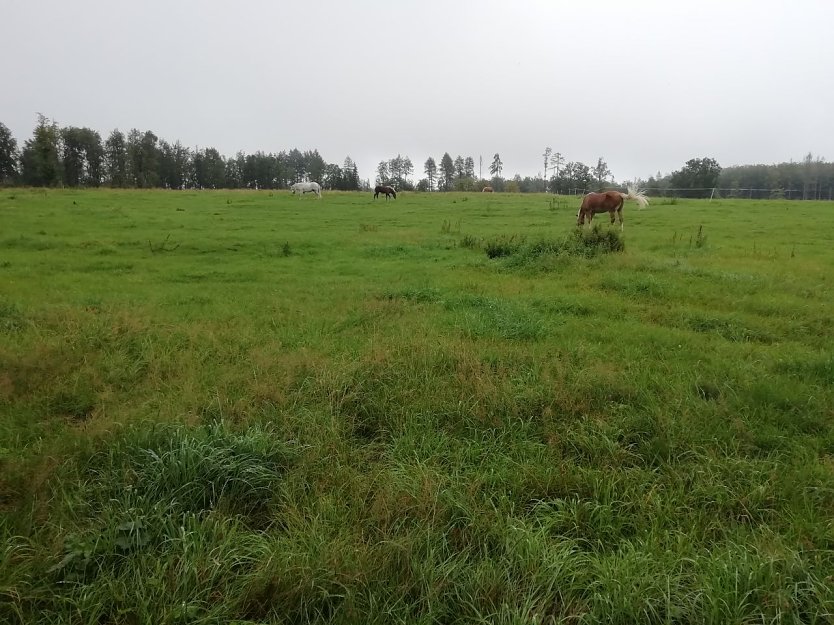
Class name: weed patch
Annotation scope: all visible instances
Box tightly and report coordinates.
[381,286,443,303]
[0,301,24,332]
[473,225,624,266]
[684,312,775,343]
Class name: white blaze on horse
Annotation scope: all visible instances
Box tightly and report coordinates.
[290,181,322,199]
[576,186,649,231]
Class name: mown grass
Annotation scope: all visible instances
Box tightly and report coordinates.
[1,188,834,623]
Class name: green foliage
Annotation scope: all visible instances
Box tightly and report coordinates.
[549,159,593,194]
[423,156,437,191]
[376,154,414,190]
[0,121,18,183]
[489,152,503,177]
[19,114,62,186]
[671,157,722,197]
[439,152,455,191]
[61,126,104,187]
[7,122,364,191]
[718,155,834,200]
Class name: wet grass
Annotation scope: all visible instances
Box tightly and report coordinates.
[1,188,834,623]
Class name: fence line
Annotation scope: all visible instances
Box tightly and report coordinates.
[557,187,823,200]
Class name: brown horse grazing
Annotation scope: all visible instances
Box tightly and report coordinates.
[482,186,494,192]
[374,185,397,200]
[577,186,649,231]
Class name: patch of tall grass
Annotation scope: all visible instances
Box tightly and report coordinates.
[477,224,625,265]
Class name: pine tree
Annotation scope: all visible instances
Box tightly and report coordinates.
[489,153,503,177]
[424,157,437,191]
[20,114,62,186]
[439,152,455,190]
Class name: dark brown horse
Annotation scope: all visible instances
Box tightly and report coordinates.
[577,187,649,230]
[374,185,397,200]
[482,186,494,192]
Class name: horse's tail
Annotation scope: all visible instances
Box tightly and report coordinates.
[621,186,649,208]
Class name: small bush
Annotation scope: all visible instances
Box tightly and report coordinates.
[484,234,525,258]
[571,224,625,254]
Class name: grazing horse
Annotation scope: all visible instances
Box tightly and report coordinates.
[482,186,494,192]
[374,185,397,200]
[577,186,649,231]
[289,181,322,198]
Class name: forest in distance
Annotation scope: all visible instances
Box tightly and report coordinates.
[1,115,832,200]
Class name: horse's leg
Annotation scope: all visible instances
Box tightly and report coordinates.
[618,207,624,231]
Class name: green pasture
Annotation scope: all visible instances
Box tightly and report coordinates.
[1,188,833,623]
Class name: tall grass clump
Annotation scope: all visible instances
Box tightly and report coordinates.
[67,420,299,522]
[477,225,624,267]
[571,224,626,254]
[2,421,300,623]
[484,234,526,258]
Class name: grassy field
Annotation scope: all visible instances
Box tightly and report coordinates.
[1,187,833,624]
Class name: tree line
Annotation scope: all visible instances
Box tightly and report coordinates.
[0,116,362,191]
[408,150,617,194]
[2,117,830,199]
[641,155,834,200]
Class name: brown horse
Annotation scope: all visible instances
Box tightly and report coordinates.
[577,186,649,230]
[374,185,397,200]
[482,186,494,192]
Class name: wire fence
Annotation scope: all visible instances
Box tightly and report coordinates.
[649,187,809,200]
[559,187,827,200]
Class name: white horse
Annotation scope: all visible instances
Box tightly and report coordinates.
[289,181,322,199]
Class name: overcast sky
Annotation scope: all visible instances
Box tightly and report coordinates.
[3,0,833,183]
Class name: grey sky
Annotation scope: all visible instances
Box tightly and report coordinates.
[3,0,833,184]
